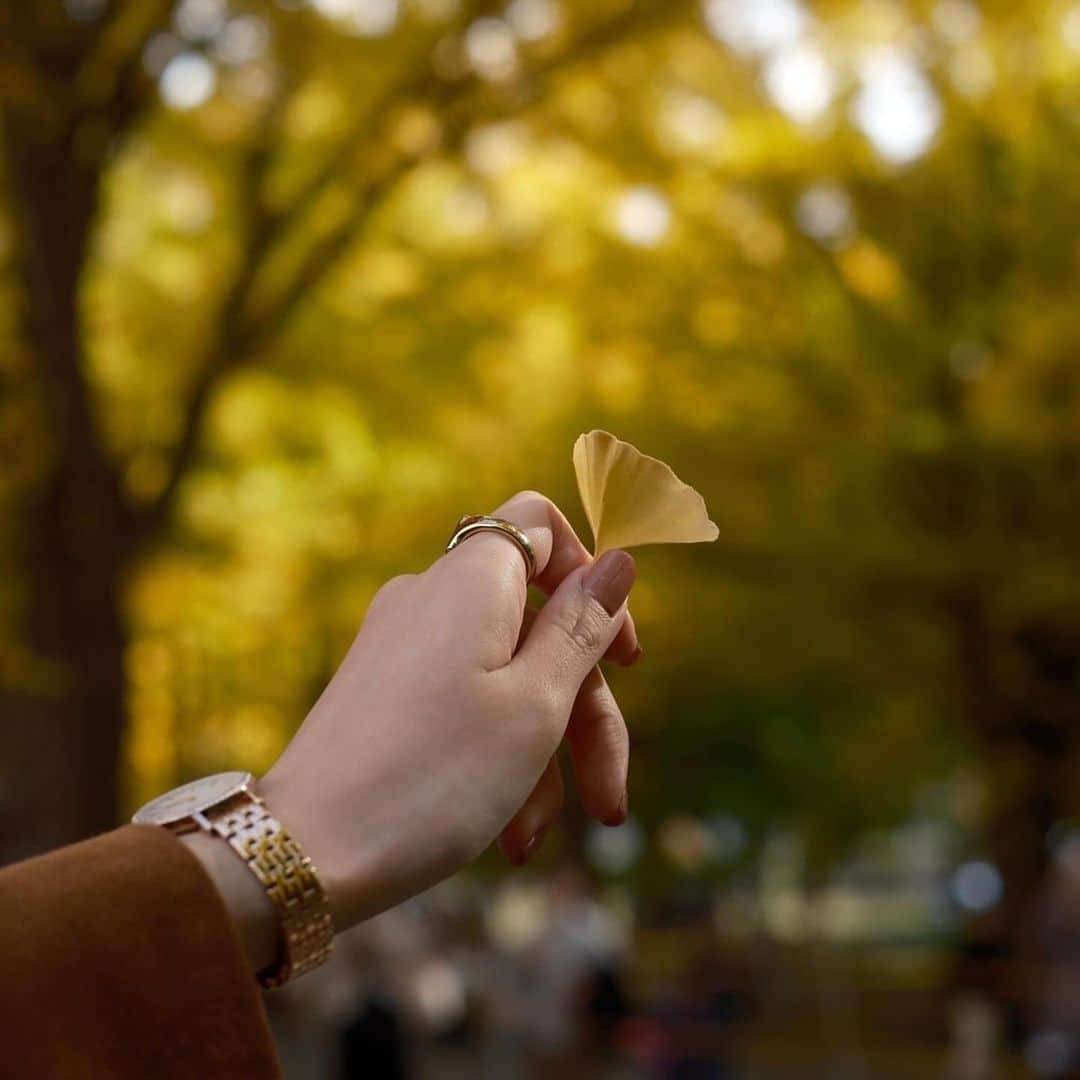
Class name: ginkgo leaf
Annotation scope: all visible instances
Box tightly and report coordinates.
[573,429,719,554]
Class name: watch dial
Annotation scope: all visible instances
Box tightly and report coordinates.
[133,771,253,826]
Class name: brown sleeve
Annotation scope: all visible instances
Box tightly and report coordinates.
[0,824,282,1079]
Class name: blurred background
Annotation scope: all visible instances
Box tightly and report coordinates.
[1,0,1079,1075]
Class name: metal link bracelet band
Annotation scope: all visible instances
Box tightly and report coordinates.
[207,795,334,989]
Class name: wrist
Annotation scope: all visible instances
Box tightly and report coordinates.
[179,830,279,976]
[256,768,376,931]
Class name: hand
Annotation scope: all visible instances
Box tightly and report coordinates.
[257,491,639,933]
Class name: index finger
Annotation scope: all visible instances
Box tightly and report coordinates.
[443,490,640,664]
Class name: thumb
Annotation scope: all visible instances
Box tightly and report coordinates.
[513,550,637,703]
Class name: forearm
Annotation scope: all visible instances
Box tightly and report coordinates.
[0,826,281,1077]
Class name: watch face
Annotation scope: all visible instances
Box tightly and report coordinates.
[132,771,253,826]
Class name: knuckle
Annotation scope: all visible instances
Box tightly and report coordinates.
[504,488,555,518]
[541,600,611,675]
[386,573,417,595]
[369,573,415,610]
[511,488,548,506]
[566,603,609,656]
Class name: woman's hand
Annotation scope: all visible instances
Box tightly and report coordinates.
[257,491,639,933]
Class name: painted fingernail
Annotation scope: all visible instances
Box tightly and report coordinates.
[521,826,548,863]
[583,550,636,616]
[603,790,628,828]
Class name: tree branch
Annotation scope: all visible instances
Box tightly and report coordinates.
[84,0,173,142]
[259,0,502,261]
[134,0,691,544]
[248,154,416,352]
[250,0,691,352]
[0,2,173,535]
[131,83,288,544]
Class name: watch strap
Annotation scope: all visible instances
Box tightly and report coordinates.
[206,794,334,988]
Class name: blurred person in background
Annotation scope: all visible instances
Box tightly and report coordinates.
[1019,833,1080,1078]
[648,920,742,1080]
[519,864,632,1077]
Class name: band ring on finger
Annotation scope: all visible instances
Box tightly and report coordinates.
[445,514,537,584]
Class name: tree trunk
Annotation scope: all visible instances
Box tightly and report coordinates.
[0,485,129,861]
[949,593,1080,1019]
[0,104,131,861]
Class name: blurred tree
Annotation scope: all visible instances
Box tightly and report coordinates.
[0,0,682,854]
[0,0,1077,997]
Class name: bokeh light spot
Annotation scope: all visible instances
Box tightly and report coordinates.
[174,0,226,42]
[613,186,671,247]
[465,17,519,81]
[764,42,835,125]
[703,0,808,56]
[932,0,981,43]
[214,16,270,65]
[506,0,561,43]
[795,182,853,245]
[658,89,726,153]
[586,818,644,874]
[159,52,217,111]
[950,859,1003,912]
[312,0,399,37]
[853,49,942,163]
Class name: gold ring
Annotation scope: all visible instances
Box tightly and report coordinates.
[445,514,538,583]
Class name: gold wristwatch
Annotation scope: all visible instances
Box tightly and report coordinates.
[132,771,334,988]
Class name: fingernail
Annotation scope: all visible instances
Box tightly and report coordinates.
[629,644,644,666]
[583,550,636,616]
[603,790,629,828]
[521,826,547,863]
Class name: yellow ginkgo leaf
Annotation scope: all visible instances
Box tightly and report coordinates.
[573,429,719,555]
